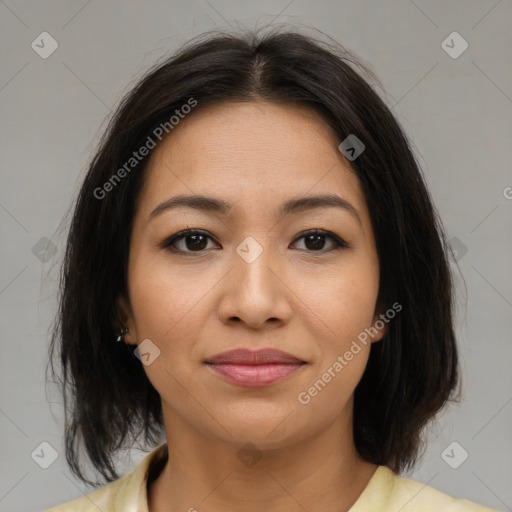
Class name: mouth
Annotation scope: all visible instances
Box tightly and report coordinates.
[204,348,307,388]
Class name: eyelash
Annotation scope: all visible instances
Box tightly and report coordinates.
[160,228,349,255]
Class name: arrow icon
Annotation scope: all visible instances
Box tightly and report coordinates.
[441,32,468,59]
[441,441,468,469]
[32,237,58,262]
[134,339,161,365]
[31,32,59,59]
[31,441,59,468]
[338,134,365,161]
[236,236,263,263]
[237,443,262,467]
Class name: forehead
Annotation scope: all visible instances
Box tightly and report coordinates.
[137,101,368,221]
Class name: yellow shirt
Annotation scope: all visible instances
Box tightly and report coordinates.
[45,443,496,512]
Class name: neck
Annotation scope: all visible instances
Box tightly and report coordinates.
[148,411,378,512]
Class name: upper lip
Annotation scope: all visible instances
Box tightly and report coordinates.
[205,348,305,365]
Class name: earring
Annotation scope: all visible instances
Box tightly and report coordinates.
[116,327,129,344]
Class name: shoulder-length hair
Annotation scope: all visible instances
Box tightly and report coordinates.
[48,27,460,486]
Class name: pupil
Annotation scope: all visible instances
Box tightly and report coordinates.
[187,235,207,251]
[306,234,324,250]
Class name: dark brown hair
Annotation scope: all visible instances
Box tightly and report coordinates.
[47,27,460,486]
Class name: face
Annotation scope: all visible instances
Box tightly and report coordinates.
[118,101,386,450]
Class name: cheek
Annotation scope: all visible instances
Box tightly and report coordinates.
[127,250,222,371]
[334,275,378,339]
[129,246,201,329]
[127,254,182,346]
[292,258,379,352]
[126,262,205,398]
[294,272,375,417]
[296,351,369,428]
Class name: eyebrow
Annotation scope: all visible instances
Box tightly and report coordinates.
[148,193,362,227]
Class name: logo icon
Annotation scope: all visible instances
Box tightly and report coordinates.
[236,236,263,264]
[31,237,57,263]
[441,441,469,469]
[31,32,59,59]
[237,443,262,468]
[31,441,59,469]
[134,339,161,366]
[338,134,365,161]
[448,236,468,262]
[441,32,468,59]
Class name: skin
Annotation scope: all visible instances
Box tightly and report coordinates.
[118,100,388,512]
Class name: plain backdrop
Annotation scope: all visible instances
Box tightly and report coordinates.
[0,1,511,511]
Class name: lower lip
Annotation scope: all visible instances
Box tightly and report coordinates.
[206,363,305,388]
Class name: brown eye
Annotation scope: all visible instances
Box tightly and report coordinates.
[162,230,219,254]
[291,229,348,252]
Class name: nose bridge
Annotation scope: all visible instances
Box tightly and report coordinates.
[218,233,290,328]
[233,233,277,297]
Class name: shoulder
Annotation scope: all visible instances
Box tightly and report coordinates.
[43,477,125,512]
[43,443,168,512]
[353,466,497,512]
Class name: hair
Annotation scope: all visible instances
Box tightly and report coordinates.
[47,26,460,487]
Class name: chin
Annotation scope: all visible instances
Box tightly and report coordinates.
[211,406,311,448]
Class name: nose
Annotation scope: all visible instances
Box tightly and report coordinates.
[217,239,293,330]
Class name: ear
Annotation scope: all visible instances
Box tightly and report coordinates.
[115,294,137,345]
[369,299,389,343]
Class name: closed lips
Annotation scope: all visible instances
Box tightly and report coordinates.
[204,348,307,388]
[205,348,306,365]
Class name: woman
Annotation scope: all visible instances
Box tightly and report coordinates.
[45,28,495,511]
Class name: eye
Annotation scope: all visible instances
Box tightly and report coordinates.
[291,229,349,252]
[161,228,348,255]
[161,229,219,254]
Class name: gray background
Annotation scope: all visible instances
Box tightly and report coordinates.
[1,1,511,511]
